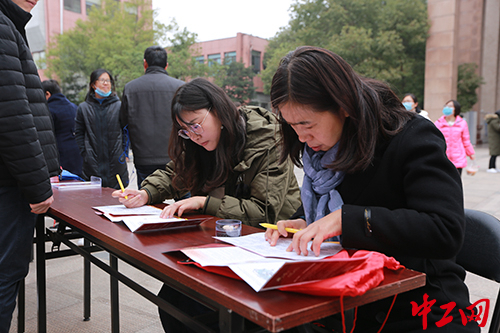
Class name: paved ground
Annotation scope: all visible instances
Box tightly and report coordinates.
[9,144,500,332]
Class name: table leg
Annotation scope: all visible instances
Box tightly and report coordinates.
[110,254,119,333]
[84,238,91,321]
[219,307,245,333]
[17,279,25,333]
[36,214,47,333]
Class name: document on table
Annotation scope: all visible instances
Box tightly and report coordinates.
[93,204,162,217]
[93,204,208,232]
[180,241,364,292]
[214,232,342,260]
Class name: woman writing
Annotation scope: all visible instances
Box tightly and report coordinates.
[75,69,128,189]
[266,46,478,332]
[112,78,301,332]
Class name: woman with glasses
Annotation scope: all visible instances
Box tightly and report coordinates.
[112,77,301,332]
[75,68,129,189]
[264,46,479,332]
[113,77,300,225]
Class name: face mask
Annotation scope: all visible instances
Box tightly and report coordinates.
[95,88,111,98]
[442,106,454,116]
[402,102,413,111]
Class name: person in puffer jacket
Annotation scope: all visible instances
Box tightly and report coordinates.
[434,99,476,175]
[75,68,129,189]
[0,0,60,331]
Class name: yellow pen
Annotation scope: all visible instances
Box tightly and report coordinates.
[116,174,128,199]
[260,223,341,244]
[260,223,301,234]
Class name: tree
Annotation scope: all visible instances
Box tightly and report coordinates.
[166,23,211,81]
[261,0,429,103]
[214,60,256,104]
[45,0,207,103]
[457,63,484,112]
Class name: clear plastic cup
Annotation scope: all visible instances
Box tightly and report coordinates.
[215,219,242,237]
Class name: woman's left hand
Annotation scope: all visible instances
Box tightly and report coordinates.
[288,209,342,256]
[470,154,476,160]
[160,196,206,218]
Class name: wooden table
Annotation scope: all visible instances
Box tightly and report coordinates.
[36,186,426,332]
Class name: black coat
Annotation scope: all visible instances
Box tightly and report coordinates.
[47,93,83,176]
[0,0,59,203]
[75,93,128,189]
[293,116,478,332]
[338,116,478,332]
[119,66,184,166]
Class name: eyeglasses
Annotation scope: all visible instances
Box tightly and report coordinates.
[97,79,111,84]
[178,108,211,140]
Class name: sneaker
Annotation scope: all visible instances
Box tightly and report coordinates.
[487,168,498,173]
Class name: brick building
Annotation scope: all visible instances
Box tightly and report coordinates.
[26,0,152,80]
[193,33,270,109]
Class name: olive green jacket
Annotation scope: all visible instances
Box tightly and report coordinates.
[485,113,500,156]
[141,106,302,227]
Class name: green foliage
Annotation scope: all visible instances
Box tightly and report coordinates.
[261,0,429,103]
[457,63,484,112]
[166,23,210,81]
[213,60,256,104]
[45,0,208,104]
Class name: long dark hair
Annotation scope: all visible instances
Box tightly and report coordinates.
[169,78,246,194]
[271,46,414,173]
[86,68,116,100]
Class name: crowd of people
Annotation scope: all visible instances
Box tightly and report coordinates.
[0,0,489,332]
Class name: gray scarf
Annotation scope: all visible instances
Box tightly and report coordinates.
[302,144,345,229]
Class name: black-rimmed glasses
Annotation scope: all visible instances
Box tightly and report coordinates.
[178,108,211,140]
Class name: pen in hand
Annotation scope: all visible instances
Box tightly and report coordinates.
[260,223,301,234]
[116,174,128,199]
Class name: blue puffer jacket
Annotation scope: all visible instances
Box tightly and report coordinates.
[0,0,60,203]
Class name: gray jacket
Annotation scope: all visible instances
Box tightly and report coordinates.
[120,66,184,166]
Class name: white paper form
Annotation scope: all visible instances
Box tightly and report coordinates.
[93,204,162,216]
[120,215,190,232]
[214,232,342,260]
[181,246,286,266]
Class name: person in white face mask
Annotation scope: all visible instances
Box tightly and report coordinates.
[75,69,129,189]
[401,93,431,120]
[434,99,476,175]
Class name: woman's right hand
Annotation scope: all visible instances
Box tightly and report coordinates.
[111,189,149,208]
[265,219,307,246]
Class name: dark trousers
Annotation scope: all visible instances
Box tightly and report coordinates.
[135,164,166,189]
[0,187,37,333]
[490,155,498,169]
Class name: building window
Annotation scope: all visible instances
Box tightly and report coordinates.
[194,56,204,64]
[224,51,236,64]
[32,51,46,70]
[64,0,81,13]
[251,50,261,73]
[86,0,100,13]
[208,53,221,67]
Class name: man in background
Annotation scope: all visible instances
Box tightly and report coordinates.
[0,0,60,331]
[120,46,184,188]
[42,79,83,177]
